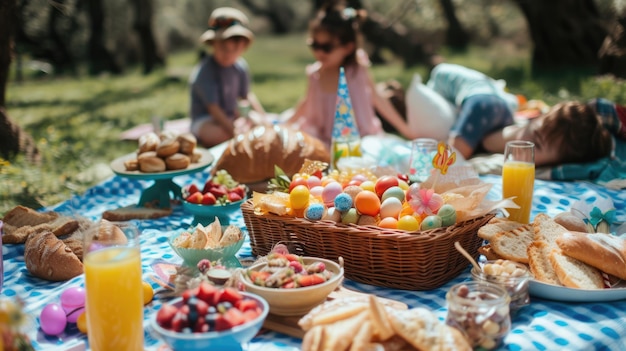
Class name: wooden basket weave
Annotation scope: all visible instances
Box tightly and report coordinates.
[241,200,495,290]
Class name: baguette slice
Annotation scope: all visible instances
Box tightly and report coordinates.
[490,224,533,263]
[557,231,626,281]
[533,213,567,248]
[527,240,561,285]
[477,218,525,241]
[549,248,604,289]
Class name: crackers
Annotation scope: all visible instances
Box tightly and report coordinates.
[172,218,243,250]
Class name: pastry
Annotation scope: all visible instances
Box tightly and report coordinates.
[156,138,180,158]
[124,158,139,171]
[138,153,166,172]
[177,132,197,155]
[138,132,160,154]
[165,153,190,170]
[24,231,84,281]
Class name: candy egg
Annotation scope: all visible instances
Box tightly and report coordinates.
[342,185,363,201]
[354,191,381,216]
[322,207,341,222]
[322,182,343,207]
[76,312,88,334]
[438,204,457,226]
[420,215,443,230]
[359,180,376,192]
[307,175,322,188]
[40,303,67,336]
[305,203,325,220]
[381,186,405,203]
[380,197,403,219]
[334,193,353,212]
[341,208,359,224]
[378,217,398,229]
[357,215,377,226]
[309,185,324,200]
[61,287,86,323]
[290,185,310,210]
[397,215,421,231]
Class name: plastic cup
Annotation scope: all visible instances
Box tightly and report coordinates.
[408,138,438,183]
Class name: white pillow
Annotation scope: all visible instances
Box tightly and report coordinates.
[405,74,455,141]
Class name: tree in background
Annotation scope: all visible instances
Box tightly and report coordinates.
[131,0,165,74]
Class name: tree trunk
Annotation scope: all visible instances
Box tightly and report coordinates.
[0,0,16,107]
[240,0,296,34]
[48,0,76,75]
[131,0,164,74]
[439,0,470,50]
[512,0,608,74]
[85,0,122,75]
[599,16,626,78]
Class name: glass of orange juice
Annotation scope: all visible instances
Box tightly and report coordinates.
[84,220,144,351]
[502,141,535,224]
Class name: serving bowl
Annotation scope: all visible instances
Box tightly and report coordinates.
[168,228,246,268]
[150,292,269,351]
[183,198,247,226]
[240,256,344,316]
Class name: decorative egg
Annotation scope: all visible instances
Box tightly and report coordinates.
[397,215,421,231]
[309,185,324,200]
[380,197,403,219]
[354,191,381,216]
[342,185,363,201]
[306,175,322,188]
[76,312,88,334]
[357,215,377,226]
[290,185,310,210]
[420,215,443,230]
[334,193,353,212]
[322,182,343,207]
[60,287,86,323]
[341,208,359,224]
[305,203,325,220]
[359,180,376,192]
[381,186,405,203]
[378,217,398,229]
[40,303,67,335]
[438,204,457,226]
[322,207,341,222]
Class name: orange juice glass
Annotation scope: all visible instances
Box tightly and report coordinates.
[502,141,535,224]
[84,221,144,351]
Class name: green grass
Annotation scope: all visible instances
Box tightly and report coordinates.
[2,33,626,216]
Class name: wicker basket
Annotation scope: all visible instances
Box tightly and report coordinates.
[241,200,495,290]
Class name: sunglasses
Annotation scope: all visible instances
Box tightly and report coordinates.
[308,40,338,53]
[209,17,240,30]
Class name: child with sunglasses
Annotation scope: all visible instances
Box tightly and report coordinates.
[189,7,265,147]
[284,2,412,147]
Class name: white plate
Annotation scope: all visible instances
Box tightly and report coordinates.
[529,279,626,302]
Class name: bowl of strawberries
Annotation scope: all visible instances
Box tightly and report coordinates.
[151,283,269,351]
[239,253,344,316]
[182,170,248,226]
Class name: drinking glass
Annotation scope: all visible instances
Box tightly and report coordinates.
[502,141,535,224]
[84,220,144,351]
[408,138,438,183]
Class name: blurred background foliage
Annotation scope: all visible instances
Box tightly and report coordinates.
[1,0,626,215]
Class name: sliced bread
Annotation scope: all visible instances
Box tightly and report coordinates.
[527,240,561,285]
[533,213,567,248]
[477,217,525,241]
[490,223,533,263]
[548,249,604,289]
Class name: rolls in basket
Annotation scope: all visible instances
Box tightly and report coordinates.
[242,199,495,291]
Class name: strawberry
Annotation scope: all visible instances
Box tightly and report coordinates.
[202,180,217,194]
[231,185,246,198]
[201,192,217,205]
[209,184,228,198]
[156,303,179,328]
[186,192,203,204]
[227,192,242,202]
[187,184,200,195]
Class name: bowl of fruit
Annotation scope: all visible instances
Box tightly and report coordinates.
[182,170,248,226]
[151,284,269,351]
[239,253,344,316]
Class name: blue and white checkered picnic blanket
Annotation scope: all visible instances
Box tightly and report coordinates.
[3,168,626,350]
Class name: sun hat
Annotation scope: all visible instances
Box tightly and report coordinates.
[199,7,254,44]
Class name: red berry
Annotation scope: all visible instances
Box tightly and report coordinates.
[231,185,246,198]
[186,192,203,204]
[187,184,200,195]
[227,192,242,202]
[156,303,179,329]
[201,192,217,205]
[209,185,228,198]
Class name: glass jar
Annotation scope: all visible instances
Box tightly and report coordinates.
[446,281,511,350]
[471,259,530,312]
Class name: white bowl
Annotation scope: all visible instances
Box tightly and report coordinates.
[150,292,269,351]
[240,257,344,316]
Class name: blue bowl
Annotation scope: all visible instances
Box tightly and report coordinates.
[150,292,269,351]
[168,228,246,268]
[182,198,246,226]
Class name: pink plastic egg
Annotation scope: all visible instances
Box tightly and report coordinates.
[309,185,324,199]
[61,287,86,323]
[307,175,322,188]
[40,303,67,335]
[322,182,343,207]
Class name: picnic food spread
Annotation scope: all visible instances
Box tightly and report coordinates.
[2,125,626,351]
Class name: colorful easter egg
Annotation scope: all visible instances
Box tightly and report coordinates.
[305,203,325,220]
[61,287,85,323]
[397,215,421,231]
[290,185,310,210]
[420,215,442,230]
[343,185,363,201]
[380,197,403,219]
[438,204,457,226]
[322,207,341,222]
[40,303,67,336]
[354,191,381,216]
[382,186,405,203]
[341,208,359,224]
[378,217,398,229]
[322,182,343,207]
[334,192,354,212]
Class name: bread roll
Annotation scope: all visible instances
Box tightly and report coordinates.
[213,125,330,184]
[25,231,84,281]
[177,132,197,155]
[554,212,589,233]
[557,231,626,280]
[156,138,180,158]
[138,132,159,154]
[165,153,190,170]
[138,154,166,172]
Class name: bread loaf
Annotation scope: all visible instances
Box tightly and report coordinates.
[548,248,604,289]
[554,212,590,233]
[556,231,626,280]
[490,224,533,263]
[477,217,525,241]
[24,231,84,281]
[2,206,79,244]
[213,125,330,184]
[527,240,561,285]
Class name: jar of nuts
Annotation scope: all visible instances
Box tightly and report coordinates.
[446,281,511,350]
[471,259,530,311]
